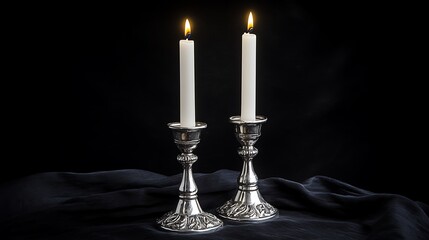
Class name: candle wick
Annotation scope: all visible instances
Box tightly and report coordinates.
[185,33,191,40]
[248,27,254,34]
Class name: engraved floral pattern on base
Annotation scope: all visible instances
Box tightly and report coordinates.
[217,200,277,219]
[157,211,222,231]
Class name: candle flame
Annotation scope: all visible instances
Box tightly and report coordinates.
[185,19,191,39]
[247,12,253,32]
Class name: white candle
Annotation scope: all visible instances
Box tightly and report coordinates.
[241,12,256,122]
[179,19,195,127]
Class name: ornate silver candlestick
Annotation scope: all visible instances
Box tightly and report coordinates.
[217,116,278,221]
[157,122,223,232]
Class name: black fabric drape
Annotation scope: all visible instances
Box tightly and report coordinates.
[1,169,428,239]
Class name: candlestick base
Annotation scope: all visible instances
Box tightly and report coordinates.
[217,116,278,222]
[157,122,223,232]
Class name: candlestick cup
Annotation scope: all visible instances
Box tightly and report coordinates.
[217,116,278,221]
[157,122,223,232]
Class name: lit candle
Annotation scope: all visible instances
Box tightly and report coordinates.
[241,12,256,122]
[179,19,195,127]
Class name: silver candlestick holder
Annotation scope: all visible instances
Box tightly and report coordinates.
[217,116,278,221]
[157,122,223,232]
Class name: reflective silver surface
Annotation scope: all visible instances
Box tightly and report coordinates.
[157,122,223,232]
[217,116,278,221]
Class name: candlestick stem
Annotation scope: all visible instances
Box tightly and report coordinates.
[217,116,278,221]
[157,122,223,232]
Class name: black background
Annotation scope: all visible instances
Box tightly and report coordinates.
[5,1,427,204]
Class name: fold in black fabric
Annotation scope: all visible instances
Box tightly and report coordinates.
[0,169,428,239]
